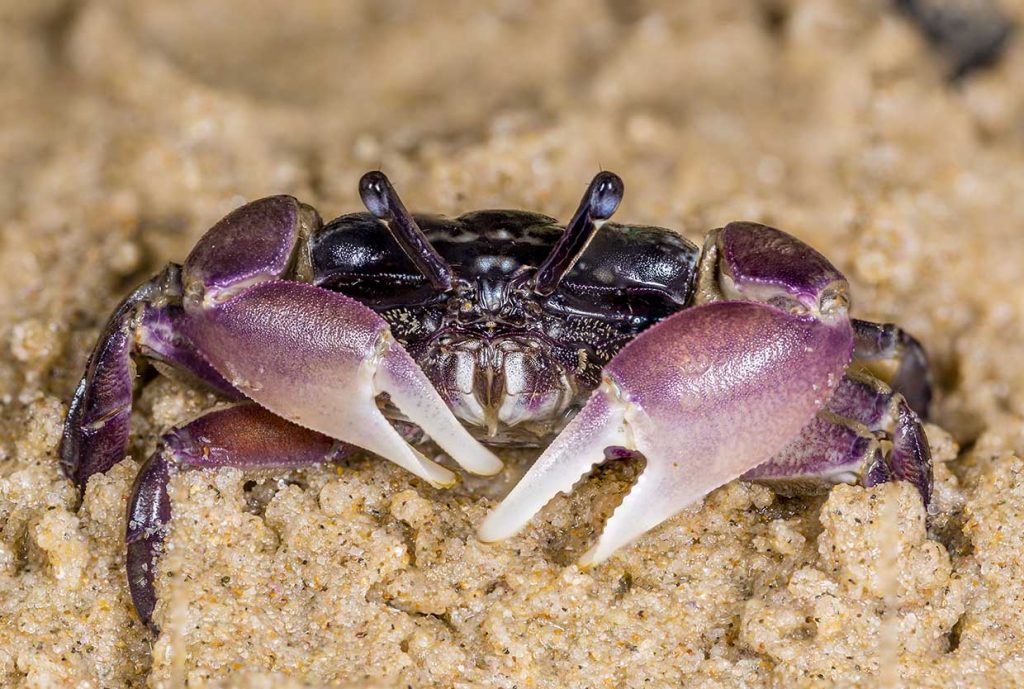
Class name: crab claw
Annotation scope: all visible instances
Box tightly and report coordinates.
[481,223,856,561]
[173,195,500,486]
[481,302,852,563]
[181,279,502,486]
[481,222,855,564]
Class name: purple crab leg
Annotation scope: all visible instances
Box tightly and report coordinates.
[126,403,346,626]
[826,372,932,503]
[742,372,933,504]
[61,264,240,490]
[481,222,856,565]
[851,318,932,420]
[739,408,880,493]
[180,195,501,485]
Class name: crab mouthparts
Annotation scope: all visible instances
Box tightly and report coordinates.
[475,363,504,437]
[428,337,577,442]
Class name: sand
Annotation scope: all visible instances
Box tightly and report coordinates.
[2,0,1024,687]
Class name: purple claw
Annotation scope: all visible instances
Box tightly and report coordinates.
[126,403,345,627]
[481,301,853,564]
[178,195,500,485]
[482,222,859,564]
[182,280,501,485]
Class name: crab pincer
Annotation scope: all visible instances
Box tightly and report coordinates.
[480,224,856,565]
[179,194,501,486]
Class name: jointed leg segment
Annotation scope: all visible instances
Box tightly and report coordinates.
[852,318,932,419]
[126,403,347,626]
[743,371,933,504]
[61,264,240,489]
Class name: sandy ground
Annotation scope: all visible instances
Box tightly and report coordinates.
[2,0,1024,687]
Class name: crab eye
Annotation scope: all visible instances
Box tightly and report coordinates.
[818,285,850,315]
[588,172,625,220]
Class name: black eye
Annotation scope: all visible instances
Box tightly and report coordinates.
[588,171,625,220]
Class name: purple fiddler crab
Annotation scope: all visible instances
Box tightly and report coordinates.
[61,171,933,627]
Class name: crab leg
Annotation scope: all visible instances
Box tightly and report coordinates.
[61,264,240,489]
[851,319,932,419]
[480,222,856,565]
[126,403,346,626]
[742,371,932,504]
[739,409,881,493]
[180,196,501,486]
[825,372,932,502]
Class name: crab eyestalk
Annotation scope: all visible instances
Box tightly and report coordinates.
[359,171,453,291]
[533,171,624,296]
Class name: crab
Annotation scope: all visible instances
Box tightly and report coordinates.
[61,171,933,627]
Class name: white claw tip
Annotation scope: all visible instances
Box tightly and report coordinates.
[461,446,504,477]
[577,542,615,570]
[476,508,524,543]
[428,475,459,490]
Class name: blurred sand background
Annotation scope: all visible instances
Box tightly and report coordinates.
[2,0,1024,687]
